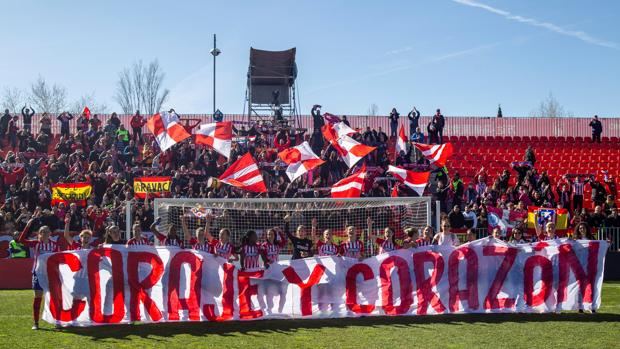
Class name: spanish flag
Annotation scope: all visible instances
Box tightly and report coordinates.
[51,182,92,206]
[133,176,172,199]
[527,206,569,237]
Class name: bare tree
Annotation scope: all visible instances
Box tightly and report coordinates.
[71,93,108,115]
[29,76,67,114]
[114,59,169,114]
[2,87,26,113]
[367,103,379,116]
[530,92,573,118]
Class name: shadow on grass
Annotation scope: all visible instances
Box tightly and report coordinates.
[63,312,620,341]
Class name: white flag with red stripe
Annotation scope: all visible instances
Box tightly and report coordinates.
[387,166,430,196]
[331,164,367,198]
[337,135,375,168]
[218,153,267,193]
[395,126,407,155]
[332,122,357,139]
[277,141,325,182]
[412,142,454,167]
[146,111,191,152]
[195,121,233,158]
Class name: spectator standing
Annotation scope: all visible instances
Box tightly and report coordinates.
[56,111,73,137]
[311,105,324,130]
[589,115,602,143]
[39,113,52,137]
[524,146,536,167]
[448,205,465,229]
[427,119,439,144]
[388,108,400,138]
[407,107,420,136]
[130,110,146,144]
[21,106,35,134]
[0,109,11,144]
[433,109,445,144]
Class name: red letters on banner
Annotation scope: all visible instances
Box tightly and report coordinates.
[35,240,606,325]
[168,252,203,321]
[238,270,265,319]
[483,246,517,310]
[203,263,235,321]
[127,251,164,321]
[379,256,413,315]
[523,255,553,307]
[283,264,326,316]
[557,241,599,304]
[47,253,86,321]
[413,251,446,315]
[448,248,479,312]
[88,247,125,323]
[345,263,376,314]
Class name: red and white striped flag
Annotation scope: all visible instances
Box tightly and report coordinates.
[332,122,357,139]
[387,166,430,196]
[395,126,407,155]
[218,153,267,193]
[337,135,376,168]
[146,111,191,152]
[331,164,367,198]
[412,142,453,167]
[278,141,325,182]
[195,121,233,158]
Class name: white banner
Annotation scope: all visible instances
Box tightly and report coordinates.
[35,238,607,326]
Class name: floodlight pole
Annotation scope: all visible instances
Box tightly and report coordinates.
[210,34,221,119]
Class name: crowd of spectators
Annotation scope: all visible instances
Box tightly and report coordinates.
[0,106,616,258]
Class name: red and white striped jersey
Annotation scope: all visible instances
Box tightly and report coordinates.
[316,240,339,256]
[339,240,364,259]
[22,240,59,272]
[212,239,234,260]
[126,237,152,247]
[375,238,401,254]
[66,241,93,251]
[260,242,283,264]
[189,237,213,253]
[161,236,184,248]
[415,238,432,247]
[241,244,261,271]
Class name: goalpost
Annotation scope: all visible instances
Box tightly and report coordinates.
[153,197,432,256]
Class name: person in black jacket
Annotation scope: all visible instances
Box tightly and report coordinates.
[388,108,399,137]
[21,106,35,134]
[589,115,602,143]
[407,107,420,135]
[311,105,324,131]
[434,109,445,144]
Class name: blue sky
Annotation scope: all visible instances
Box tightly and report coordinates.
[1,0,618,117]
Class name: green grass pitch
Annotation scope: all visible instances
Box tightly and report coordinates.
[0,283,619,348]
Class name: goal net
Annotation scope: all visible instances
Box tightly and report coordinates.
[152,197,431,257]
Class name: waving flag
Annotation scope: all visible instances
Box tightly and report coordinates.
[323,112,341,124]
[278,141,325,182]
[195,121,233,158]
[386,166,429,196]
[395,126,407,155]
[147,111,191,152]
[82,106,91,120]
[527,206,569,237]
[321,124,345,154]
[331,164,367,198]
[487,207,528,236]
[332,122,357,139]
[337,135,376,168]
[413,142,453,167]
[218,153,267,193]
[51,182,92,206]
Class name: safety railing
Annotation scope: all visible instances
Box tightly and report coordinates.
[6,114,620,138]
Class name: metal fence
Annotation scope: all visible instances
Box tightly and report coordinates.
[8,113,620,138]
[598,227,620,252]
